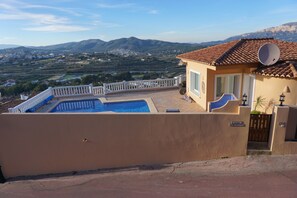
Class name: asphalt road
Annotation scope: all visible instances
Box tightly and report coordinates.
[0,155,297,198]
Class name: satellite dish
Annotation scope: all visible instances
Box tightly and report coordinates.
[258,43,280,66]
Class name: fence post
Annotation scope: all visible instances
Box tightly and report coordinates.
[48,87,53,96]
[88,84,93,94]
[174,76,179,87]
[103,83,107,95]
[123,81,128,91]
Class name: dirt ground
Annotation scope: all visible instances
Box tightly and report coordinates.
[0,100,22,113]
[0,155,297,198]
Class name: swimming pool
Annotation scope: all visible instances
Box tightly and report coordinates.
[50,99,150,113]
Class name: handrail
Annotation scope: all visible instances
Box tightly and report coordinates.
[52,85,92,97]
[8,87,53,113]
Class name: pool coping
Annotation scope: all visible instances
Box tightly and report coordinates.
[99,97,158,113]
[45,97,158,113]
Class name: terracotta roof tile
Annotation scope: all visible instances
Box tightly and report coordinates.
[177,38,297,66]
[253,61,297,79]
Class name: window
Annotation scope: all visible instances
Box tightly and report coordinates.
[190,71,200,96]
[215,74,241,99]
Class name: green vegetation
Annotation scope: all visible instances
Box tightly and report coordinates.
[251,96,266,114]
[0,53,184,82]
[0,51,186,98]
[0,71,174,97]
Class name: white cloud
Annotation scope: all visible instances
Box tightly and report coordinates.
[148,9,159,15]
[0,3,14,10]
[97,2,159,15]
[0,12,69,25]
[0,1,93,33]
[92,20,122,28]
[23,4,82,16]
[97,3,135,9]
[23,25,90,32]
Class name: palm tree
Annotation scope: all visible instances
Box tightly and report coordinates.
[252,96,266,114]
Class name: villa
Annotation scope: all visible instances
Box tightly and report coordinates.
[177,38,297,112]
[1,38,297,181]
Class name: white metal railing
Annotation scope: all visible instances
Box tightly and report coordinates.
[101,77,180,94]
[52,85,92,97]
[8,87,53,113]
[104,81,126,94]
[9,75,186,112]
[92,86,104,96]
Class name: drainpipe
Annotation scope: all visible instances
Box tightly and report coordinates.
[0,165,6,183]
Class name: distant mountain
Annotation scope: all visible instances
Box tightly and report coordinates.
[34,39,106,53]
[0,37,203,58]
[0,44,20,50]
[226,22,297,42]
[201,22,297,46]
[30,37,202,55]
[3,22,297,57]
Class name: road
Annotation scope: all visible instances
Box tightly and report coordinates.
[0,155,297,198]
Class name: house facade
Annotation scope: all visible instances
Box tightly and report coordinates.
[177,38,297,112]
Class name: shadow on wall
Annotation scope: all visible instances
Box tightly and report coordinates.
[285,106,297,141]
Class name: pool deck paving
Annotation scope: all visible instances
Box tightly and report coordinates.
[1,155,297,198]
[104,88,204,112]
[36,88,204,113]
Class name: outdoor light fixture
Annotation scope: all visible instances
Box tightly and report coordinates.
[242,93,247,106]
[279,93,285,106]
[279,85,290,106]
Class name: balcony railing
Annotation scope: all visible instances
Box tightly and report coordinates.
[8,75,185,113]
[8,88,53,113]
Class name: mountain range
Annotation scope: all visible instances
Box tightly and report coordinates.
[1,22,297,55]
[0,37,202,57]
[201,22,297,46]
[32,37,202,55]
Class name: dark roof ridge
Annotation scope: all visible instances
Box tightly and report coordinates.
[240,37,274,41]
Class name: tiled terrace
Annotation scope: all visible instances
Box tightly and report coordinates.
[104,88,204,112]
[10,87,204,113]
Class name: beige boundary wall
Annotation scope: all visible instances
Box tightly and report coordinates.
[0,107,250,178]
[270,106,297,154]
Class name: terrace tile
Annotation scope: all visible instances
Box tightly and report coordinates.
[104,88,204,112]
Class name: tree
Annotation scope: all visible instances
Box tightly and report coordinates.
[251,96,266,114]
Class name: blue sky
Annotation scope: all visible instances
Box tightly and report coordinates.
[0,0,297,46]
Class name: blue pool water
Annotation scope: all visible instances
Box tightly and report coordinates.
[50,99,150,113]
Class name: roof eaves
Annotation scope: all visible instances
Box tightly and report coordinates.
[177,57,211,66]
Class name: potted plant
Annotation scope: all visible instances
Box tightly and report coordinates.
[179,81,186,95]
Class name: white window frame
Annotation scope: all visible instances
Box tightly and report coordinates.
[190,70,200,96]
[214,73,242,100]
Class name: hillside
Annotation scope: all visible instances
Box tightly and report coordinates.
[201,22,297,46]
[16,37,203,56]
[226,22,297,42]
